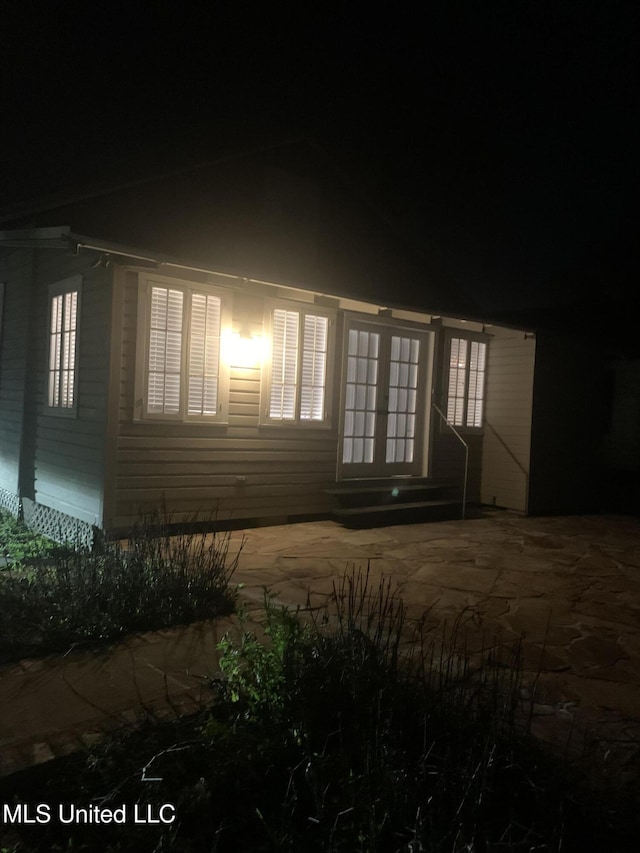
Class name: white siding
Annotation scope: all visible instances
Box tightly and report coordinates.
[108,270,338,529]
[480,327,535,512]
[0,249,31,498]
[28,251,111,526]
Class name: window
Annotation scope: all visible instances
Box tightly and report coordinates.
[47,276,81,413]
[263,304,332,425]
[137,276,230,421]
[446,335,487,428]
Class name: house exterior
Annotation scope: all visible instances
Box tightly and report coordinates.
[0,152,537,542]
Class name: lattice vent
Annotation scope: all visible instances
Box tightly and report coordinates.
[22,499,94,549]
[0,488,21,518]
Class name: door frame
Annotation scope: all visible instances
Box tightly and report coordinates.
[337,313,435,481]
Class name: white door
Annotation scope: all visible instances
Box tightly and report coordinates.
[340,321,429,478]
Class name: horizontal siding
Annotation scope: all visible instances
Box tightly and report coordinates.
[0,249,31,495]
[110,269,341,528]
[118,448,336,465]
[117,471,334,487]
[117,433,335,450]
[429,432,483,502]
[480,329,535,511]
[27,251,111,526]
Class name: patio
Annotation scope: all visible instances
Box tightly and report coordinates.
[2,511,640,779]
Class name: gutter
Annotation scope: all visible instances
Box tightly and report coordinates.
[0,227,536,336]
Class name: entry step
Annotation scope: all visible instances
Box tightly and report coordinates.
[325,477,462,527]
[325,482,446,497]
[331,499,461,528]
[325,478,455,510]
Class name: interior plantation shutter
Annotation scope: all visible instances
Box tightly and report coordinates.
[188,292,221,415]
[48,289,78,408]
[61,290,78,407]
[300,314,328,420]
[48,294,63,407]
[447,337,468,426]
[148,286,183,414]
[270,309,299,419]
[466,341,486,427]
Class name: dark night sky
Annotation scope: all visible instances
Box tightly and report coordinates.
[1,2,638,313]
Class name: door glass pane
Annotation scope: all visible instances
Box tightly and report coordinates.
[343,327,424,471]
[344,410,354,436]
[365,411,376,436]
[345,383,355,409]
[385,335,420,464]
[391,336,400,360]
[365,438,374,463]
[342,329,380,464]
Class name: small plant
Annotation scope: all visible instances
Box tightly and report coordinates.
[216,589,312,713]
[0,510,62,568]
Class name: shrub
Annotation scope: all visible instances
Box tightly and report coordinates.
[0,510,61,568]
[0,514,240,660]
[210,568,558,851]
[2,567,637,852]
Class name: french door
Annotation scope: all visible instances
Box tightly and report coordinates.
[339,320,430,478]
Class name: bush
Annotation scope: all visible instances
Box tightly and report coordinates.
[0,510,61,568]
[0,514,240,660]
[2,567,638,852]
[210,569,560,851]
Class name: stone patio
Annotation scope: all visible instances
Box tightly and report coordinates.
[2,511,640,781]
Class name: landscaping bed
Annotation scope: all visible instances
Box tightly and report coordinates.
[1,570,638,852]
[0,510,239,662]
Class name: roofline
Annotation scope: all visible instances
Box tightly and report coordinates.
[0,226,535,335]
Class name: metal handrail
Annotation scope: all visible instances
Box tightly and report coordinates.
[431,403,469,520]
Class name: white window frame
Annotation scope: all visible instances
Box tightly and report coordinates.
[46,275,81,417]
[135,274,232,423]
[443,331,488,431]
[260,300,335,427]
